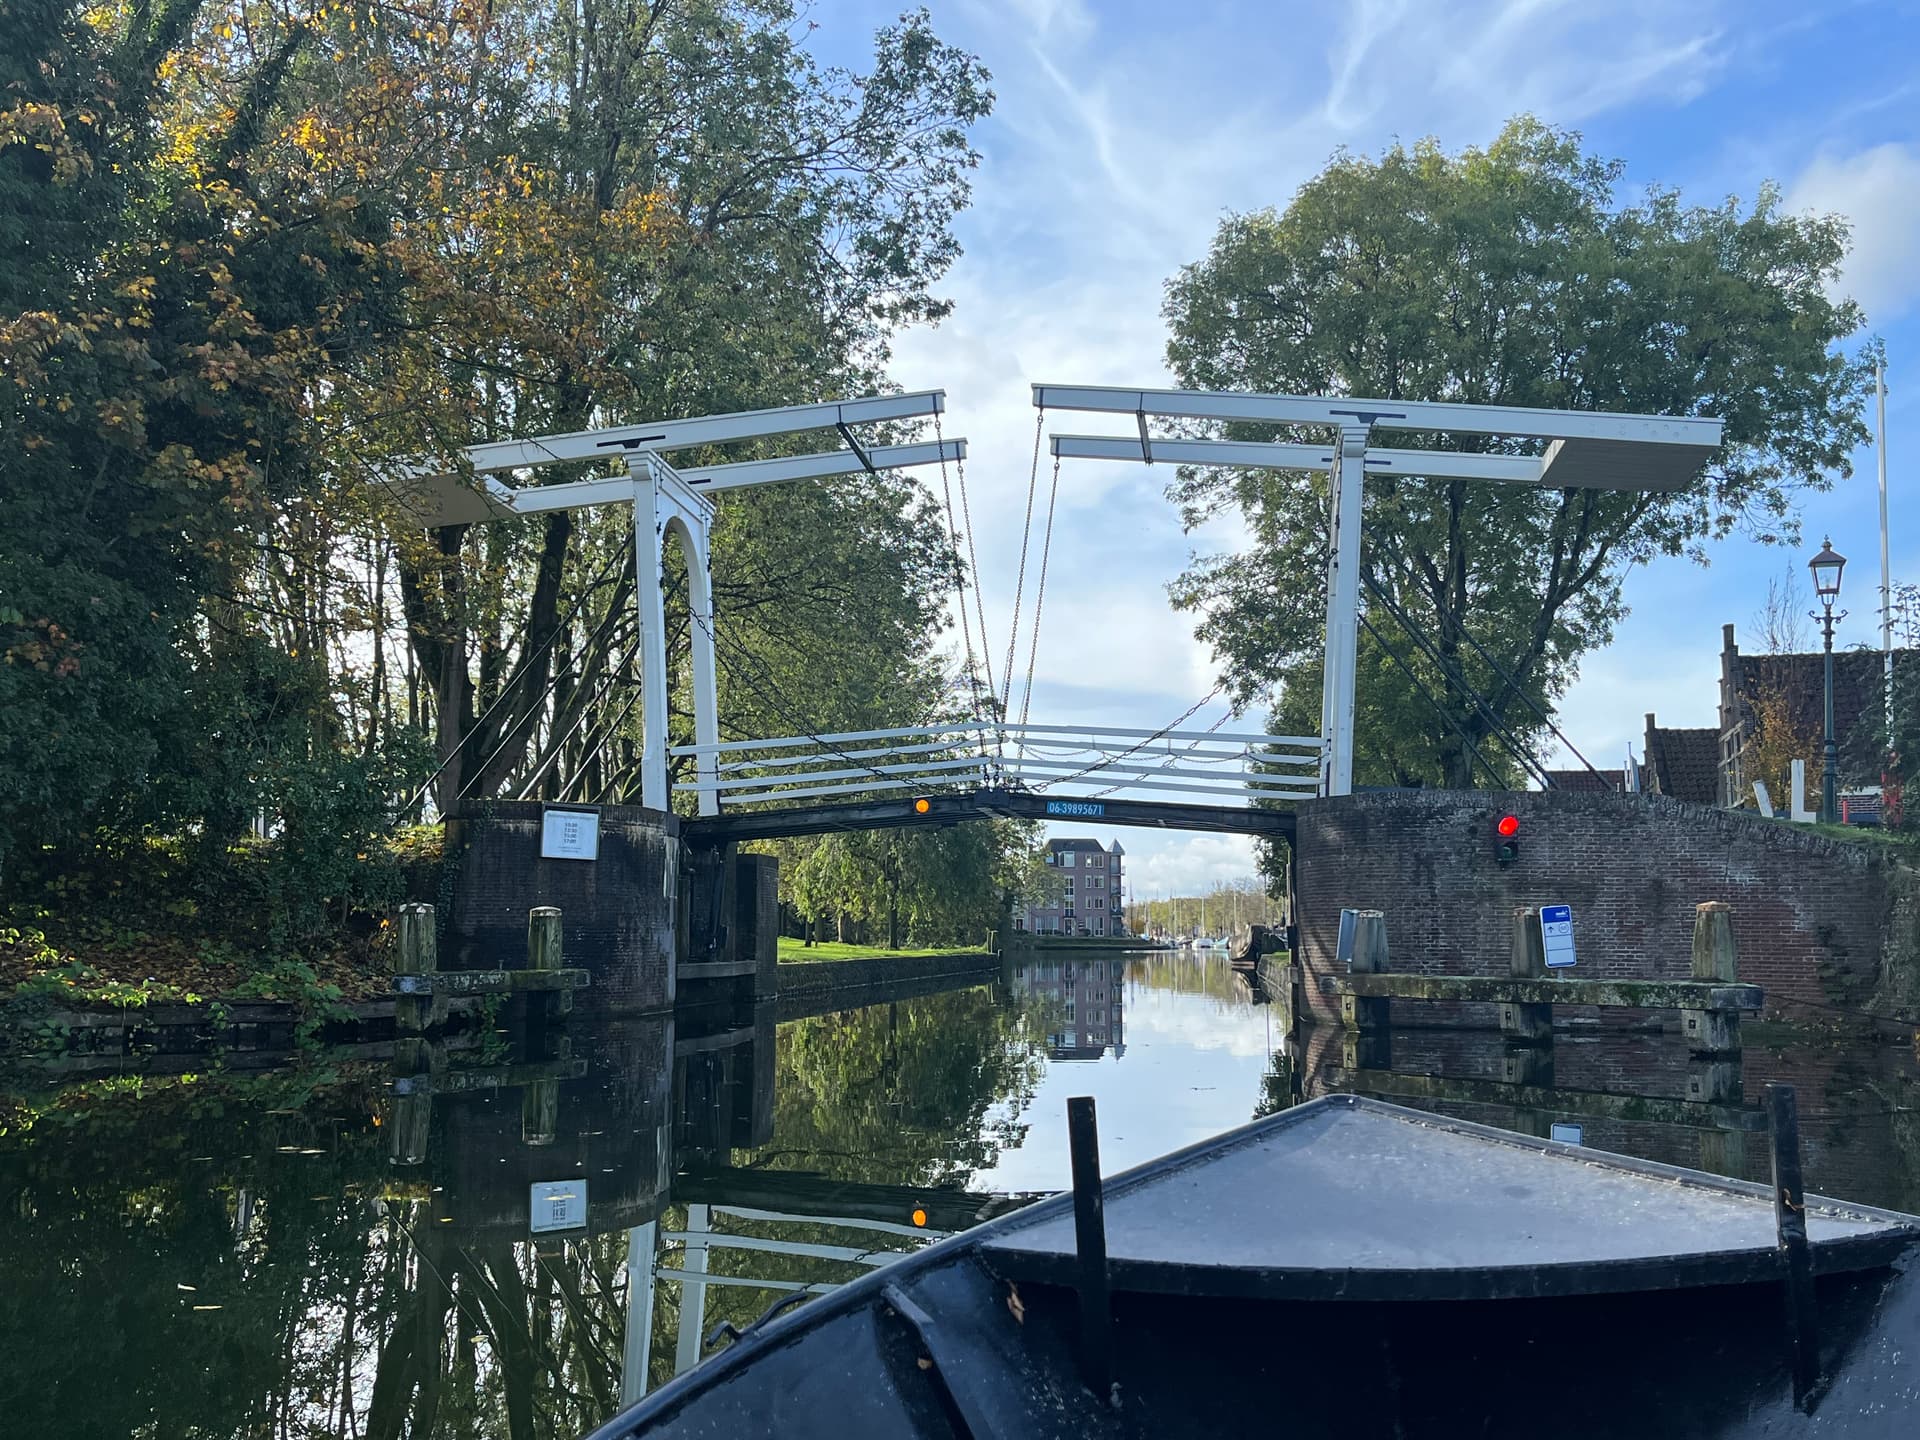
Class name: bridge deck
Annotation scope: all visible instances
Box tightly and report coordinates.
[679,786,1296,844]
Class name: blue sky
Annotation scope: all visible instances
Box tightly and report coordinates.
[815,0,1920,896]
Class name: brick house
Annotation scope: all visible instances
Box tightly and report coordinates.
[1717,623,1910,810]
[1009,956,1128,1059]
[1016,837,1126,937]
[1631,624,1911,811]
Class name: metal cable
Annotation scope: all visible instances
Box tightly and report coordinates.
[1086,708,1237,798]
[1360,574,1556,789]
[687,607,978,798]
[997,408,1049,753]
[1448,610,1607,782]
[931,411,989,716]
[400,544,629,814]
[454,577,645,803]
[1016,448,1064,744]
[943,407,999,715]
[1359,612,1508,789]
[513,637,643,799]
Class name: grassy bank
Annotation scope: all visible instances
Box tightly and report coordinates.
[776,938,988,964]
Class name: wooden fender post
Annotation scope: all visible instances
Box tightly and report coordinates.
[1684,902,1742,1055]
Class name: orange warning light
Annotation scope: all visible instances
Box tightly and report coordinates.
[913,798,932,814]
[911,1207,929,1227]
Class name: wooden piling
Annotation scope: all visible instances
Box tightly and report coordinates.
[1683,902,1742,1055]
[387,1036,434,1166]
[1341,910,1391,1032]
[1066,1096,1115,1406]
[1501,907,1554,1044]
[1766,1083,1822,1409]
[521,1080,559,1146]
[528,906,568,1023]
[396,903,438,1036]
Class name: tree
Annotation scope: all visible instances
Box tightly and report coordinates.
[1162,118,1871,789]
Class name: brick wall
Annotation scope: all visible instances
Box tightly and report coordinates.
[445,800,678,1016]
[1294,790,1910,1025]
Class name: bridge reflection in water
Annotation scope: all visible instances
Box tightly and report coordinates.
[4,953,1918,1440]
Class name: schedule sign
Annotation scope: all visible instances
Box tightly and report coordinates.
[541,808,600,861]
[1541,904,1576,969]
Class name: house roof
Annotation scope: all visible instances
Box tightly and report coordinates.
[1733,648,1906,750]
[1047,838,1107,853]
[1542,768,1625,793]
[1645,722,1720,805]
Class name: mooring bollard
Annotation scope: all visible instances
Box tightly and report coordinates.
[528,906,568,1023]
[1341,910,1391,1032]
[396,903,438,1035]
[1683,901,1742,1055]
[1501,906,1554,1044]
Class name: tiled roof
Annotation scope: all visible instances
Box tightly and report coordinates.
[1734,648,1909,750]
[1542,768,1625,793]
[1047,838,1107,853]
[1646,724,1720,805]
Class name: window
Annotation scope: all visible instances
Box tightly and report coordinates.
[1090,854,1104,869]
[1060,851,1076,868]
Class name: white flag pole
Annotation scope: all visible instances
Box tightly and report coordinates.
[1878,357,1892,732]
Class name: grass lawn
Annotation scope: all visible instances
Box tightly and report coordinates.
[775,938,989,963]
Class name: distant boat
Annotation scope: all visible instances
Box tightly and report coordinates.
[584,1096,1920,1437]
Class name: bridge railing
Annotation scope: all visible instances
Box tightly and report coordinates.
[669,722,1324,809]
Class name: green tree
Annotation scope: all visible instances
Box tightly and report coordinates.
[1162,118,1871,789]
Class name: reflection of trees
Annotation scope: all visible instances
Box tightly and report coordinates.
[758,985,1049,1187]
[0,985,1063,1435]
[0,1069,644,1440]
[1127,952,1255,1007]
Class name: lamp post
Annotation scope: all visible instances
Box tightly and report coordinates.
[1808,539,1848,824]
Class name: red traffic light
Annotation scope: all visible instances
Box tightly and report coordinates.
[1496,814,1520,838]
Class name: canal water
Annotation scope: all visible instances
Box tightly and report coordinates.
[3,949,1917,1437]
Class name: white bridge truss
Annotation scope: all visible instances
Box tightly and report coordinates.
[668,721,1324,810]
[387,382,1721,818]
[622,1204,949,1406]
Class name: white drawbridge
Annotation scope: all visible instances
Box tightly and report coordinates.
[388,383,1720,816]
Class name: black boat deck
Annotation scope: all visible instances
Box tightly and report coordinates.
[980,1098,1916,1300]
[589,1097,1920,1439]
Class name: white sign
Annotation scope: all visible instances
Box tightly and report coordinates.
[541,808,600,861]
[1540,904,1576,969]
[1550,1122,1585,1146]
[530,1179,587,1234]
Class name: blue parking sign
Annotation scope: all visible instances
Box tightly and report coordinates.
[1540,904,1576,969]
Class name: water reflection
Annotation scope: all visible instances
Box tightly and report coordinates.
[3,949,1917,1438]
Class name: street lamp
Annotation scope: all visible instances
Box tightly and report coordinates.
[1808,538,1848,824]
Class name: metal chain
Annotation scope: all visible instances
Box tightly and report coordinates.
[687,606,969,794]
[1086,708,1237,799]
[1032,683,1225,793]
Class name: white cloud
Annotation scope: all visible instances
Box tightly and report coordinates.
[1120,832,1260,896]
[825,0,1913,887]
[1788,142,1920,324]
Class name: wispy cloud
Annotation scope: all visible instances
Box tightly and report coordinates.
[1788,142,1920,325]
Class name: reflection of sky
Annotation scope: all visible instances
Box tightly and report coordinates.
[975,965,1278,1193]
